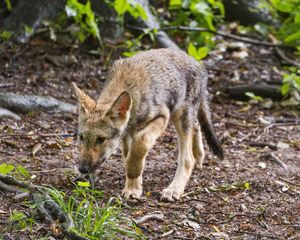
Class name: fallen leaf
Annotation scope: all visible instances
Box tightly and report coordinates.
[182,219,200,230]
[258,162,267,169]
[277,142,289,149]
[32,143,42,157]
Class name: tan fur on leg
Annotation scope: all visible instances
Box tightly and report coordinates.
[122,109,169,199]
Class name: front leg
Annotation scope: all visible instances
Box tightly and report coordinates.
[122,113,169,199]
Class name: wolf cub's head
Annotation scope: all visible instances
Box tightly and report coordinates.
[72,83,132,174]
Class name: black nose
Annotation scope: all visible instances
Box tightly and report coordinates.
[78,164,90,174]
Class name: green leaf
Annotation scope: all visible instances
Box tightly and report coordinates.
[135,4,148,20]
[16,165,30,179]
[188,42,198,59]
[277,2,292,13]
[244,182,250,190]
[169,0,182,10]
[0,164,15,175]
[114,0,128,15]
[295,14,300,23]
[77,181,91,187]
[5,0,12,11]
[285,31,300,43]
[281,82,290,95]
[192,2,209,15]
[0,31,13,41]
[25,25,33,34]
[245,92,263,101]
[122,51,140,57]
[197,46,209,60]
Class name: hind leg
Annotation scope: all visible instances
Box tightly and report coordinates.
[161,107,196,201]
[192,123,205,169]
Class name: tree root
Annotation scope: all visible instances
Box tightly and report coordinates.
[0,93,76,114]
[0,173,86,239]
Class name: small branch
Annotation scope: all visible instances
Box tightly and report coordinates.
[161,26,291,49]
[249,142,277,150]
[278,177,300,188]
[135,213,164,225]
[269,34,300,68]
[260,153,288,170]
[161,229,175,237]
[216,214,267,228]
[0,83,14,88]
[0,180,22,192]
[0,133,76,138]
[0,174,30,189]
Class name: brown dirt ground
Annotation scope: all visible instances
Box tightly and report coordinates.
[0,40,299,240]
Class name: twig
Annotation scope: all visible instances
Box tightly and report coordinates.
[278,177,300,188]
[161,229,175,237]
[0,133,76,138]
[0,180,22,192]
[269,34,300,68]
[215,214,267,228]
[249,142,277,150]
[238,132,252,143]
[181,198,209,204]
[135,213,164,225]
[233,231,277,239]
[0,83,14,88]
[0,174,30,189]
[161,26,291,48]
[260,153,288,170]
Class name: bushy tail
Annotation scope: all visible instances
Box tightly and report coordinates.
[198,98,224,159]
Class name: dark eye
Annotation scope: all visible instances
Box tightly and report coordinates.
[96,137,105,145]
[79,134,84,141]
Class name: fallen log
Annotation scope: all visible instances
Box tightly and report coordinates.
[0,93,76,114]
[226,84,283,100]
[0,107,21,120]
[127,0,179,49]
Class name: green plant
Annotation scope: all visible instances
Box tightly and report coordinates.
[281,69,300,96]
[0,163,30,179]
[259,0,300,52]
[112,0,147,21]
[65,0,100,43]
[0,30,13,41]
[167,0,225,59]
[46,182,143,239]
[4,0,12,11]
[9,210,35,230]
[245,92,264,102]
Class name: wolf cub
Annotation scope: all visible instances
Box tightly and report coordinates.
[73,48,223,202]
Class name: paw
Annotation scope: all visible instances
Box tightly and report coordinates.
[161,187,183,202]
[122,187,142,199]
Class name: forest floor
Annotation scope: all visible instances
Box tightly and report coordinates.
[0,39,299,239]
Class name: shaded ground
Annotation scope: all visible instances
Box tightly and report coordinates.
[0,40,299,239]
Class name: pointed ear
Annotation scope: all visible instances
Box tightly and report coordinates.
[72,82,96,115]
[108,91,132,120]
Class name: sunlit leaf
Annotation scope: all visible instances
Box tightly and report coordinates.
[114,0,128,15]
[16,165,30,179]
[169,0,182,10]
[277,2,292,12]
[0,163,15,175]
[281,82,290,95]
[5,0,12,11]
[77,181,91,187]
